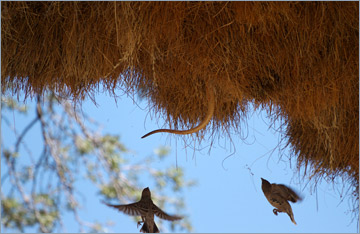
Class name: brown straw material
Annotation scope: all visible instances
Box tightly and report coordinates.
[2,2,358,206]
[141,84,215,138]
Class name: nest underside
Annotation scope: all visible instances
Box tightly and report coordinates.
[2,1,359,205]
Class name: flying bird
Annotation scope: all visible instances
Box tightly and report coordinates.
[261,178,302,225]
[102,187,182,233]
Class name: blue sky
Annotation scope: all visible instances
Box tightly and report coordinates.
[2,91,358,233]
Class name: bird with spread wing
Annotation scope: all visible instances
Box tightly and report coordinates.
[102,187,182,233]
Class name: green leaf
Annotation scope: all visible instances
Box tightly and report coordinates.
[154,146,171,159]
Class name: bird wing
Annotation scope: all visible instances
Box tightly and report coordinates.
[102,201,146,216]
[274,184,302,203]
[152,204,183,221]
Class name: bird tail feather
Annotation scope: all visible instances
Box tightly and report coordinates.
[140,222,159,233]
[288,212,297,225]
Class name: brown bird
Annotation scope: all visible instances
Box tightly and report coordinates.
[102,187,182,233]
[261,178,302,225]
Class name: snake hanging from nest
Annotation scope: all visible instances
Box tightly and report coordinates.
[141,85,215,139]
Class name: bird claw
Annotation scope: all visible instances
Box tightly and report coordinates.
[137,221,144,228]
[273,209,279,216]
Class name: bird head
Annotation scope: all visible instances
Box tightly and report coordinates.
[141,187,151,199]
[261,178,271,190]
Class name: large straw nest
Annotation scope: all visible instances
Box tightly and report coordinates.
[2,2,358,210]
